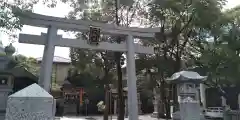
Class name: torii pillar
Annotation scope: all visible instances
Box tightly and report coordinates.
[126,34,138,119]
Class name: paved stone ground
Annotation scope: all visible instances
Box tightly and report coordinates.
[55,115,217,120]
[55,115,169,120]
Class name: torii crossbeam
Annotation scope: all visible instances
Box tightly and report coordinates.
[18,12,159,120]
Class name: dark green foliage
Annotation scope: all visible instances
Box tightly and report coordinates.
[13,54,39,76]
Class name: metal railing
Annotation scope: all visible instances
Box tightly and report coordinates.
[224,110,240,120]
[205,107,223,119]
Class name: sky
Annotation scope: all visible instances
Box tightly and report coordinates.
[1,0,240,59]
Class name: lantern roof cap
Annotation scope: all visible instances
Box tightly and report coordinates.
[166,71,207,84]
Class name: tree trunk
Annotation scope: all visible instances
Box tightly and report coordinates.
[172,49,181,113]
[115,0,125,119]
[165,92,171,119]
[172,84,178,112]
[163,81,171,119]
[115,52,125,120]
[104,85,110,120]
[158,80,165,118]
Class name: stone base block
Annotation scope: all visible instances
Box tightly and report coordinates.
[5,84,55,120]
[151,112,165,118]
[151,112,158,118]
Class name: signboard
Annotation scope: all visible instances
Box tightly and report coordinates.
[120,0,134,6]
[88,27,101,45]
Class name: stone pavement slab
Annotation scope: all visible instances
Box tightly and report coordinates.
[55,115,170,120]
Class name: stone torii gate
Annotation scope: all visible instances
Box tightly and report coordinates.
[18,12,160,120]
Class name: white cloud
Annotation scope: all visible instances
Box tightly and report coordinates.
[224,0,240,9]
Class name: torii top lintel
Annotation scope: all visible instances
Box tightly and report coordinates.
[19,12,161,38]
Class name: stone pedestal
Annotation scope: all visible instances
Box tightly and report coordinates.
[0,87,12,112]
[0,87,12,119]
[179,101,201,120]
[5,83,55,120]
[0,75,14,119]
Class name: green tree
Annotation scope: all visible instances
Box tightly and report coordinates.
[184,5,240,109]
[198,20,240,89]
[62,0,143,119]
[134,0,226,117]
[13,54,39,75]
[147,0,225,71]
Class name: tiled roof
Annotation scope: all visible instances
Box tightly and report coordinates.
[36,56,71,63]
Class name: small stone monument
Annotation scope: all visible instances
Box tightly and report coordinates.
[166,71,206,120]
[151,88,160,118]
[5,83,55,120]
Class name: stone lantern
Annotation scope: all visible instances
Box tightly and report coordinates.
[4,43,15,56]
[166,71,206,120]
[0,43,15,119]
[0,70,14,119]
[0,73,14,113]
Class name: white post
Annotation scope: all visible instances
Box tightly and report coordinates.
[153,88,158,113]
[39,26,57,92]
[238,94,240,110]
[114,99,117,114]
[125,98,128,117]
[200,84,206,109]
[126,34,138,120]
[221,96,227,107]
